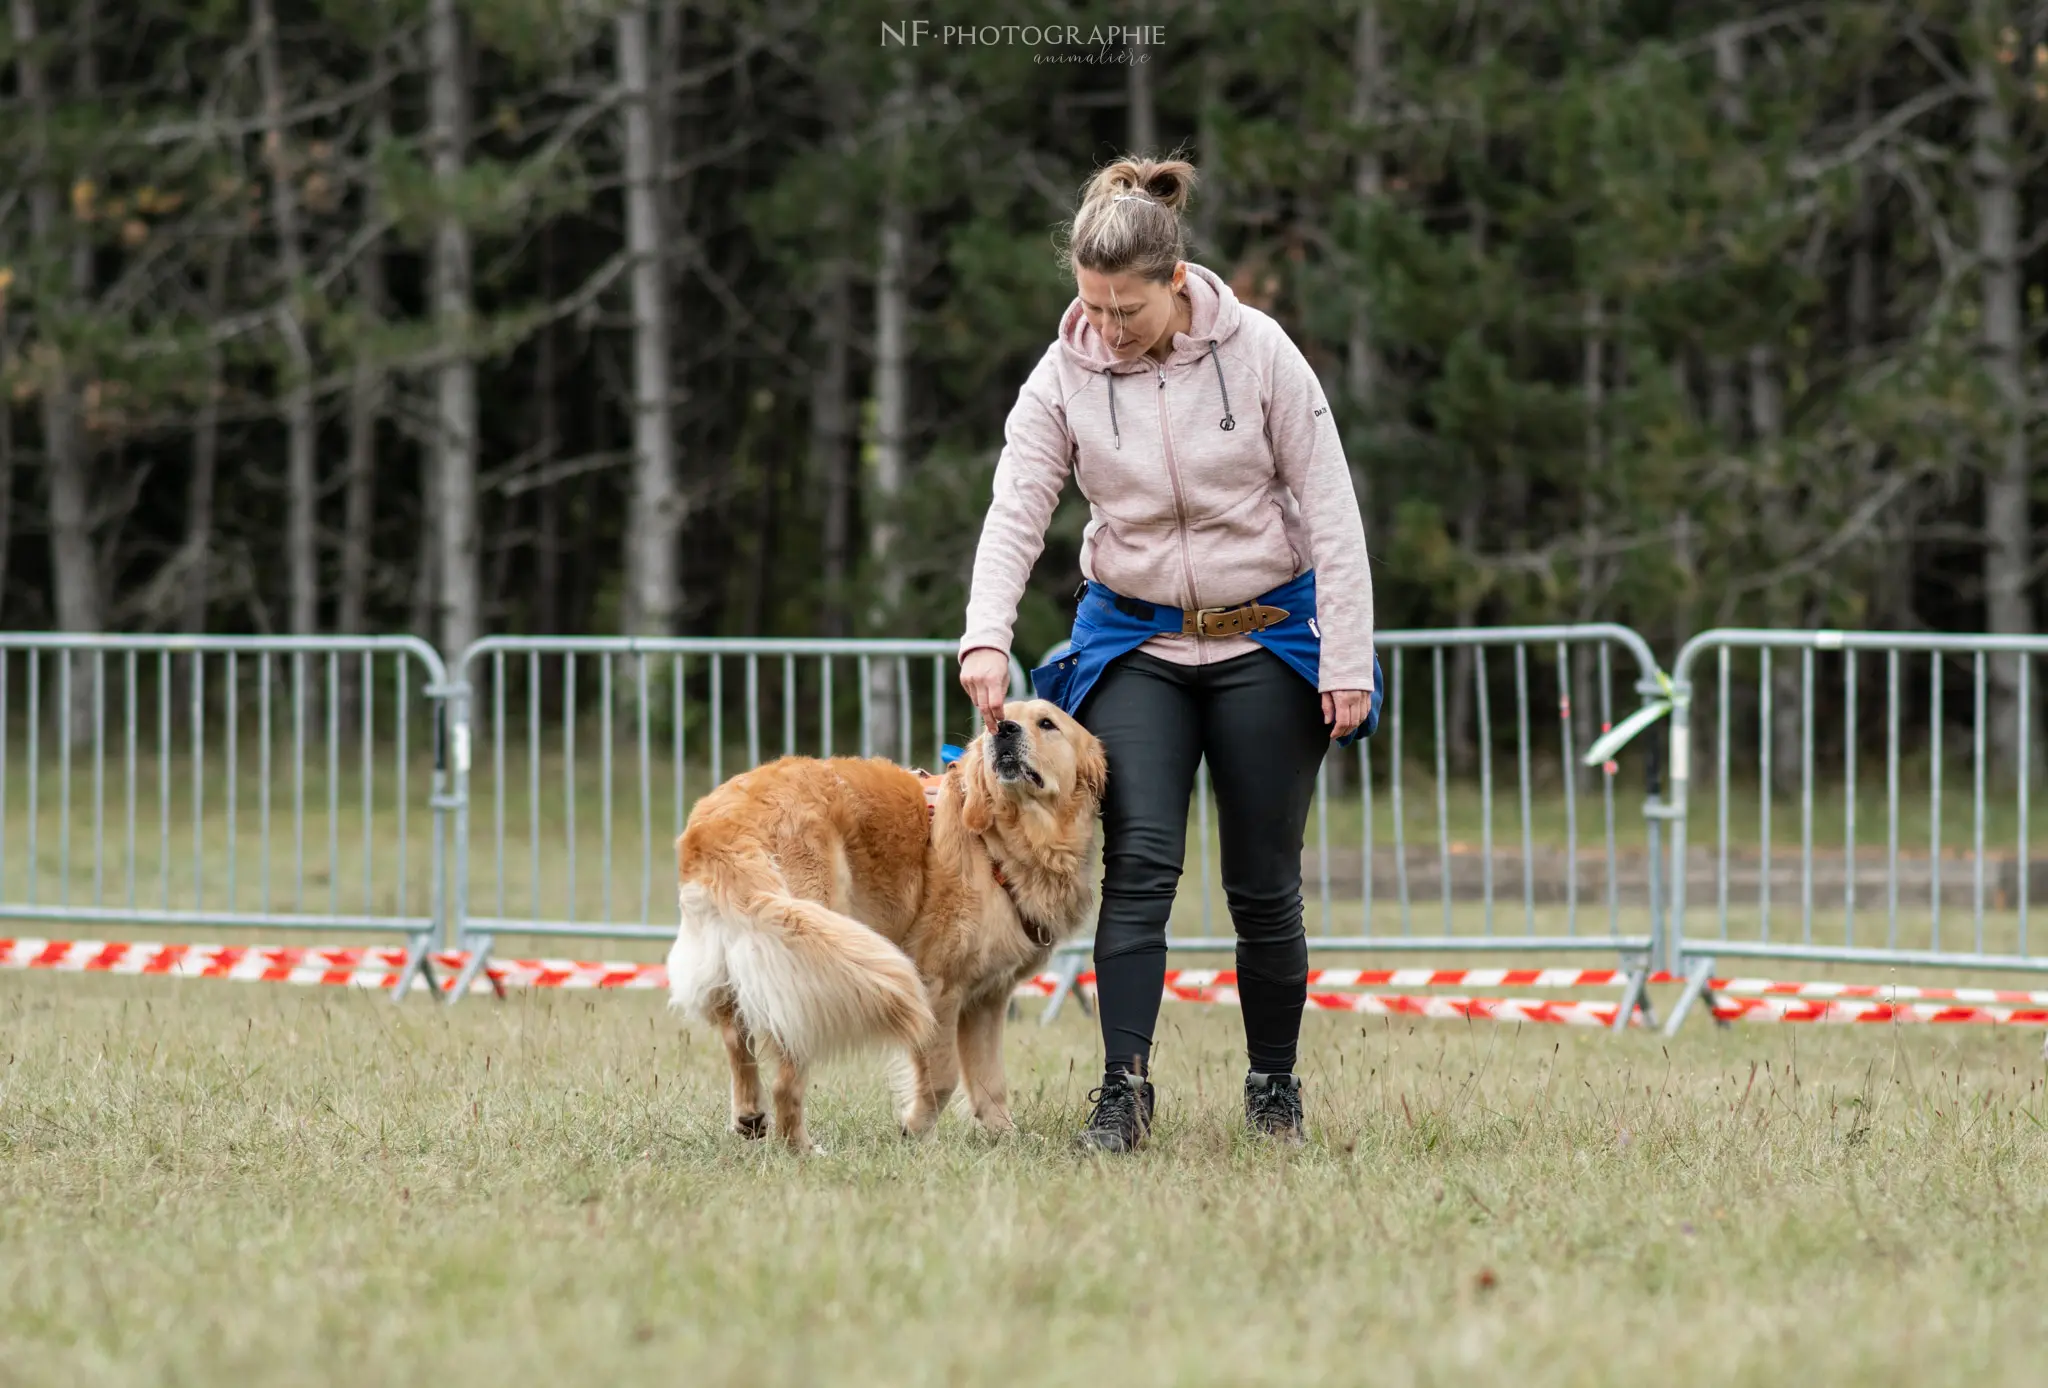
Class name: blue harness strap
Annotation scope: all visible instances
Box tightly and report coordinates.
[1026,569,1383,746]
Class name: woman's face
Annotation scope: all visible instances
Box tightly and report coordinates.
[1075,263,1186,360]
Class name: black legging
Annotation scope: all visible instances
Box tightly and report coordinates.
[1078,646,1330,1076]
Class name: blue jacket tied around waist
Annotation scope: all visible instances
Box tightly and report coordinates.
[1026,569,1382,747]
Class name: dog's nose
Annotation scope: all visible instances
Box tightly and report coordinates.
[995,719,1022,741]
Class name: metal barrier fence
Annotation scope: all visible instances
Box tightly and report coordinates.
[1029,624,1678,1028]
[0,634,459,998]
[1658,630,2043,1033]
[444,637,1029,995]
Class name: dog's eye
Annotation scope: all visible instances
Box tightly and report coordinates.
[1037,717,1056,731]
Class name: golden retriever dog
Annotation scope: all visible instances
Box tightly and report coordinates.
[666,700,1105,1151]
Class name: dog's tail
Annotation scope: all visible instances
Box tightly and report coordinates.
[672,841,935,1063]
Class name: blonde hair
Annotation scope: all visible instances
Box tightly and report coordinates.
[1061,156,1199,282]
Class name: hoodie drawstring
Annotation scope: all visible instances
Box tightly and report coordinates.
[1208,340,1236,432]
[1104,342,1233,447]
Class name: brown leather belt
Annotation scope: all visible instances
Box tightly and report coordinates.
[1181,600,1291,639]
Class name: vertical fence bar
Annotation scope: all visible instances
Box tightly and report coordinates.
[745,654,760,771]
[192,652,206,911]
[2015,655,2031,958]
[711,656,724,786]
[1799,647,1813,945]
[673,654,685,838]
[1515,644,1534,936]
[1475,647,1494,936]
[786,654,800,760]
[0,652,8,900]
[820,656,834,760]
[897,656,912,766]
[602,655,614,924]
[1973,652,1986,952]
[93,653,105,906]
[639,654,653,926]
[27,650,39,906]
[930,657,944,768]
[1758,648,1772,941]
[225,654,237,913]
[292,652,305,911]
[1843,651,1856,946]
[326,653,339,919]
[1930,655,1943,948]
[565,653,578,923]
[358,653,371,919]
[127,651,138,909]
[157,650,170,911]
[397,659,409,919]
[858,656,871,760]
[59,653,70,904]
[1886,650,1899,949]
[1598,644,1616,936]
[495,650,507,923]
[1391,647,1410,935]
[1557,643,1578,936]
[1717,646,1731,938]
[531,650,543,924]
[1432,647,1451,933]
[260,653,271,915]
[1360,735,1374,931]
[2019,656,2031,955]
[1314,759,1330,935]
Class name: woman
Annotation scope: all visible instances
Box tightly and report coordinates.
[957,156,1377,1153]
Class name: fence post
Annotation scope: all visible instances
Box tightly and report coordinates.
[421,674,471,1003]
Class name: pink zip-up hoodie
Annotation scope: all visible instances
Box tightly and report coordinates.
[959,262,1375,692]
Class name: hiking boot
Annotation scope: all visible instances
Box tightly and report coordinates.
[1245,1071,1305,1145]
[1075,1070,1155,1153]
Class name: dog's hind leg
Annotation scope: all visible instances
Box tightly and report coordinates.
[711,994,767,1140]
[956,993,1015,1135]
[897,994,963,1138]
[771,1050,817,1154]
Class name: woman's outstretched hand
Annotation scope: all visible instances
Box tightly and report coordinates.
[959,648,1012,734]
[1322,689,1370,741]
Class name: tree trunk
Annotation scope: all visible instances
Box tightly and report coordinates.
[410,450,439,640]
[1344,0,1384,422]
[429,0,480,660]
[535,230,561,635]
[14,0,95,640]
[815,266,853,638]
[17,0,99,750]
[618,1,681,637]
[1847,77,1877,355]
[866,65,914,758]
[1191,0,1225,255]
[1973,20,2036,778]
[254,0,320,636]
[1126,8,1156,155]
[339,78,391,642]
[182,237,230,633]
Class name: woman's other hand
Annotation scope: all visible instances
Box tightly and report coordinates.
[1322,689,1370,741]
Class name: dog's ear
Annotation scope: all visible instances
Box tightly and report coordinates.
[958,745,995,834]
[1074,736,1108,808]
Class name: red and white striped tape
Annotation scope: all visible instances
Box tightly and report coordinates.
[1709,996,2048,1026]
[7,937,2046,1026]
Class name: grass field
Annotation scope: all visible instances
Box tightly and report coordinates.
[4,969,2046,1386]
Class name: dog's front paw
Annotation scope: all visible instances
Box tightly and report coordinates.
[731,1111,768,1140]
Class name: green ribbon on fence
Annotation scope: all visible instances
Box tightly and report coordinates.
[1581,670,1679,768]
